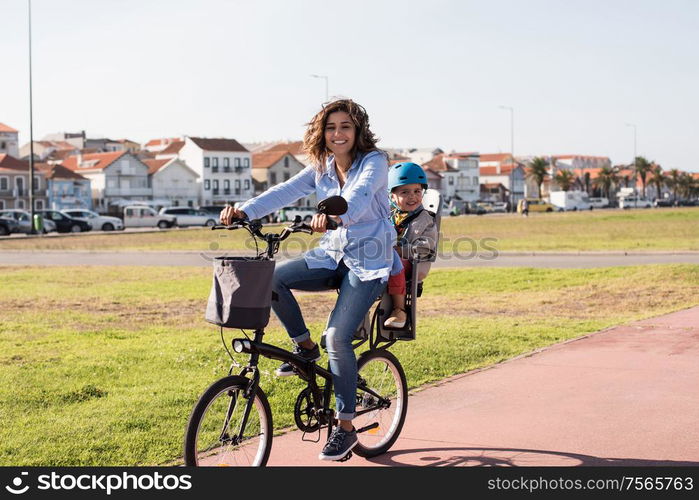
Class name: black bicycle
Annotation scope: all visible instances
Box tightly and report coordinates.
[184,198,409,466]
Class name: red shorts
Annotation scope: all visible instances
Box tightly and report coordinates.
[387,257,412,295]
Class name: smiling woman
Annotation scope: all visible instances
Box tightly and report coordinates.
[217,99,396,461]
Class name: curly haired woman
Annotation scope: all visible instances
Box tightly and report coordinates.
[220,99,396,461]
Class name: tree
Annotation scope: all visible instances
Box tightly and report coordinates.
[633,156,653,199]
[554,169,576,191]
[649,164,666,201]
[677,172,695,200]
[527,157,550,199]
[593,166,619,200]
[666,169,682,201]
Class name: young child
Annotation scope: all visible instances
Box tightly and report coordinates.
[384,162,438,328]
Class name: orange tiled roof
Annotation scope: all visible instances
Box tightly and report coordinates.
[479,153,513,163]
[267,141,304,155]
[0,154,28,170]
[40,163,89,180]
[252,150,288,170]
[422,154,457,172]
[158,140,185,156]
[142,158,171,175]
[0,123,18,133]
[189,137,248,153]
[61,151,127,172]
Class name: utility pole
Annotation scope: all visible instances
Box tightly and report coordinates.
[28,0,37,233]
[311,74,329,103]
[499,105,514,211]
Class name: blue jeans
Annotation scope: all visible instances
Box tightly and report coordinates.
[271,256,386,420]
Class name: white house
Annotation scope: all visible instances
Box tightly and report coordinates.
[251,150,315,207]
[442,152,480,202]
[143,158,199,208]
[421,154,461,201]
[0,154,48,210]
[479,153,526,205]
[178,136,253,206]
[61,151,151,213]
[0,123,20,157]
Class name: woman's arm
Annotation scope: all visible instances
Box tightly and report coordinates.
[238,166,316,220]
[338,151,388,226]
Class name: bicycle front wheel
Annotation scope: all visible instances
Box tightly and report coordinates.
[184,376,273,466]
[353,349,408,458]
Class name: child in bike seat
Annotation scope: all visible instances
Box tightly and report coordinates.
[384,162,438,329]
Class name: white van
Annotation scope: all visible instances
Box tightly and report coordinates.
[549,191,592,211]
[123,205,177,229]
[619,196,652,209]
[588,197,610,209]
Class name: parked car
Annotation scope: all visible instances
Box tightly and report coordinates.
[588,197,610,209]
[124,205,177,229]
[274,206,315,223]
[0,209,57,234]
[159,207,218,227]
[619,196,652,209]
[653,198,674,207]
[0,216,19,236]
[63,209,124,231]
[676,199,698,207]
[491,201,508,213]
[517,198,555,213]
[37,209,92,233]
[197,205,226,216]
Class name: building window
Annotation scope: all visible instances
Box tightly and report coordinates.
[224,180,230,190]
[187,200,193,207]
[270,172,277,184]
[204,157,210,168]
[473,176,478,185]
[35,199,44,210]
[244,158,250,168]
[17,200,25,209]
[212,157,219,167]
[204,179,211,190]
[34,176,40,189]
[283,172,290,181]
[0,200,4,209]
[244,179,250,190]
[213,180,219,190]
[0,176,8,190]
[234,158,241,167]
[0,142,5,149]
[284,156,289,168]
[224,158,230,167]
[448,177,454,186]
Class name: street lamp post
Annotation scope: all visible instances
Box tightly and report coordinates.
[28,0,37,233]
[499,105,515,211]
[310,74,329,103]
[625,123,637,208]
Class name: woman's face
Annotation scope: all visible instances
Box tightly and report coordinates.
[324,111,356,158]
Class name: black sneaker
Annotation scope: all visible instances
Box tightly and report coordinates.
[275,343,321,377]
[318,426,358,461]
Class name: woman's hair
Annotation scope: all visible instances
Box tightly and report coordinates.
[302,98,381,172]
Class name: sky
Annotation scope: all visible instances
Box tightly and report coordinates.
[2,0,698,171]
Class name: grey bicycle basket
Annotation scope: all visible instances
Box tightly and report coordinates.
[205,257,276,330]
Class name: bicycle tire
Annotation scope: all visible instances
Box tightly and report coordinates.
[184,375,273,466]
[353,349,408,458]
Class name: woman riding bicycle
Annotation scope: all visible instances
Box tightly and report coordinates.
[219,98,396,461]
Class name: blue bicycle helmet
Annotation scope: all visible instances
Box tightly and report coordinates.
[388,162,428,191]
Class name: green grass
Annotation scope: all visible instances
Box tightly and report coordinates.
[1,207,698,252]
[1,264,698,465]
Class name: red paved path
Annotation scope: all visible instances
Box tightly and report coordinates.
[266,306,699,466]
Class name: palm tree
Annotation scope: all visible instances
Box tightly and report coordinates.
[633,156,653,199]
[554,170,576,191]
[667,168,682,201]
[677,173,695,200]
[527,157,550,199]
[649,164,666,201]
[593,166,619,200]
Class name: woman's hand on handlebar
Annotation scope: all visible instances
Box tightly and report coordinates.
[219,205,247,225]
[310,214,341,233]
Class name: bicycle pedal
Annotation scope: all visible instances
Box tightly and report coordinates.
[337,450,353,462]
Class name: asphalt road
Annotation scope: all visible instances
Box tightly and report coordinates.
[1,250,699,268]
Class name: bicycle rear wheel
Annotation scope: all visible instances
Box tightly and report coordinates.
[184,376,273,466]
[353,349,408,457]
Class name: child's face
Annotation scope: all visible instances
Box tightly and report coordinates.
[391,183,424,211]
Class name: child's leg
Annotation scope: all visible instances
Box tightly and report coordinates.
[385,260,409,327]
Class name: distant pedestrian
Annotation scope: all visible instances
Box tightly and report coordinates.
[521,198,529,217]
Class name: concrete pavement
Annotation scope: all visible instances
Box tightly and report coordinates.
[265,306,699,466]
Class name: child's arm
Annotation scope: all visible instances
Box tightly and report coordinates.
[398,212,438,261]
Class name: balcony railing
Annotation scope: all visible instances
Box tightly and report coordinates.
[223,189,231,195]
[223,166,231,173]
[212,166,219,173]
[103,187,152,196]
[212,189,220,195]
